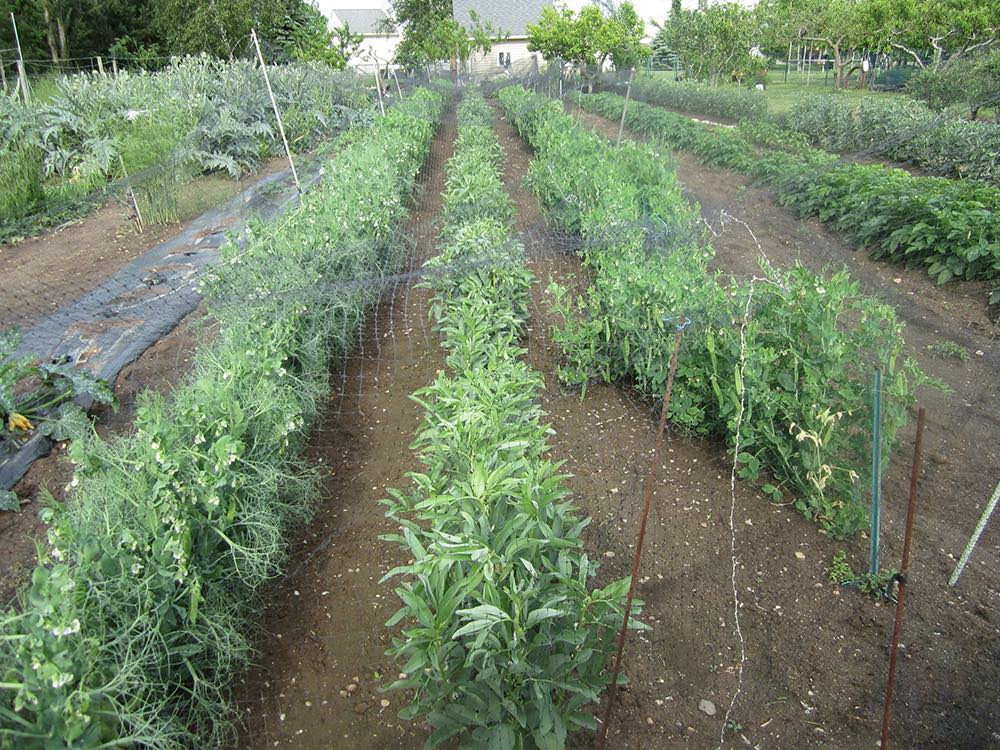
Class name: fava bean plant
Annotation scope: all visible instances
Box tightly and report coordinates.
[383,91,635,749]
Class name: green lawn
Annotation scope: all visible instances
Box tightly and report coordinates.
[762,70,905,116]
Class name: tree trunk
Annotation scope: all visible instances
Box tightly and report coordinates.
[56,17,69,62]
[42,8,60,63]
[832,46,844,91]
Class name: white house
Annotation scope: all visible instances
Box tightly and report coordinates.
[453,0,552,79]
[316,0,552,78]
[321,4,400,73]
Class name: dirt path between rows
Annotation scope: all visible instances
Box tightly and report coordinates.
[495,103,998,748]
[230,108,458,750]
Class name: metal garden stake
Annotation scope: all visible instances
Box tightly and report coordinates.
[597,315,687,750]
[880,407,926,749]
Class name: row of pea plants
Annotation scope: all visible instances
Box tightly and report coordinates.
[382,91,632,750]
[577,92,1000,304]
[0,88,446,749]
[499,85,930,538]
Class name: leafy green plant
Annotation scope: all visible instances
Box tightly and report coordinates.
[828,551,896,600]
[384,91,632,749]
[927,340,970,361]
[0,329,114,452]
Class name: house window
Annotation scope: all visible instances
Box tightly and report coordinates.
[498,52,511,68]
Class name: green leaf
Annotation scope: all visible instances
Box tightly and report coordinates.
[0,490,20,512]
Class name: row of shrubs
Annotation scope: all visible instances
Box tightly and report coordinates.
[785,94,1000,185]
[502,85,927,538]
[621,74,1000,187]
[578,92,1000,301]
[625,72,768,122]
[382,90,631,749]
[0,87,445,749]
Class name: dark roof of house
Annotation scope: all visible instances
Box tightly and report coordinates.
[333,8,389,35]
[452,0,551,38]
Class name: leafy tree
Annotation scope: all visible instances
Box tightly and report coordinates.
[658,2,759,85]
[274,1,360,67]
[526,2,647,92]
[867,0,999,70]
[384,0,505,71]
[906,49,1000,121]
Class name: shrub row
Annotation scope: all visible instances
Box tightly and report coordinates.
[578,92,1000,299]
[785,94,1000,185]
[502,85,927,537]
[624,72,768,122]
[0,88,445,749]
[382,91,631,749]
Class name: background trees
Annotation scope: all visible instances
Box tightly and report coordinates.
[526,2,647,92]
[656,2,759,86]
[0,0,356,69]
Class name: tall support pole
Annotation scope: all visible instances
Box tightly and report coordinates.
[869,369,883,576]
[392,68,402,98]
[0,54,7,90]
[11,12,29,105]
[880,408,926,750]
[616,67,635,147]
[785,41,792,83]
[112,56,118,75]
[251,29,300,196]
[949,480,1000,586]
[373,63,386,116]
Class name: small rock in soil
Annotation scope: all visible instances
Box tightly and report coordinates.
[699,699,717,716]
[353,702,368,715]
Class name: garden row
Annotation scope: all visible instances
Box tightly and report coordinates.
[0,87,445,749]
[625,74,1000,185]
[381,91,631,749]
[499,84,927,538]
[578,91,1000,300]
[0,56,369,239]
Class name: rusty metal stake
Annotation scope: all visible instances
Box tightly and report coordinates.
[596,316,687,750]
[880,407,926,749]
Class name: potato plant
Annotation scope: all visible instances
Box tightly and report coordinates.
[577,92,1000,303]
[501,85,929,538]
[0,88,445,749]
[383,91,633,749]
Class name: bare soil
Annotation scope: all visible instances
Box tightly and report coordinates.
[0,158,288,330]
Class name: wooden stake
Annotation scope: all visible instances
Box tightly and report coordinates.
[112,56,118,75]
[96,55,105,75]
[10,12,29,105]
[392,68,402,98]
[373,64,386,116]
[251,29,301,195]
[0,54,7,90]
[119,154,144,232]
[616,67,635,147]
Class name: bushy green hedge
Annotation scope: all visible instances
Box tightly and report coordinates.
[503,85,927,537]
[0,88,444,749]
[383,91,630,749]
[578,92,1000,299]
[785,94,1000,185]
[626,72,768,122]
